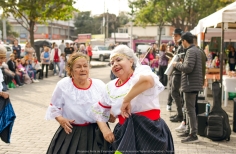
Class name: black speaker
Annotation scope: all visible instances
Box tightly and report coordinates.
[198,94,205,100]
[197,113,208,136]
[197,100,208,115]
[233,98,236,132]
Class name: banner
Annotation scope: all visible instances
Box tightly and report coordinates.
[209,37,221,52]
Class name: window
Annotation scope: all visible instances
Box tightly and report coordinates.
[98,46,109,50]
[54,28,59,34]
[60,29,66,35]
[158,28,165,35]
[118,28,128,33]
[36,26,46,33]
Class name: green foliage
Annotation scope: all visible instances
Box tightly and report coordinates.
[74,11,129,36]
[130,0,235,31]
[0,19,19,38]
[0,0,77,46]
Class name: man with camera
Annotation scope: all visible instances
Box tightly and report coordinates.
[168,28,185,125]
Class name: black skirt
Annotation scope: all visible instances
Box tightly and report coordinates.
[47,123,110,154]
[112,114,174,154]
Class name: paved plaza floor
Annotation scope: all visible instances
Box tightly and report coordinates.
[0,65,236,154]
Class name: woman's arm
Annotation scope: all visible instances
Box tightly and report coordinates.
[121,75,154,118]
[97,121,115,143]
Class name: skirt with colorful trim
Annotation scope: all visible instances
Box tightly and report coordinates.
[46,123,111,154]
[111,114,175,154]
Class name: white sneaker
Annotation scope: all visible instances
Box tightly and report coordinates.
[175,122,186,133]
[54,73,57,76]
[32,79,39,83]
[166,105,171,111]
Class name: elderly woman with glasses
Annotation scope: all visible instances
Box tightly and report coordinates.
[45,52,110,154]
[89,45,174,153]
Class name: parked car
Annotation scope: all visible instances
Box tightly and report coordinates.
[136,44,151,54]
[92,46,111,61]
[2,44,13,60]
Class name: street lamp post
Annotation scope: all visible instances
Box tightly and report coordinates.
[2,18,7,43]
[67,20,70,40]
[130,20,133,50]
[129,2,135,50]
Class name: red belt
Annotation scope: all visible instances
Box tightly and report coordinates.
[118,109,160,125]
[72,123,90,126]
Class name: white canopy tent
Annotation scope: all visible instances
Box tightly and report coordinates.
[191,1,236,102]
[191,1,236,46]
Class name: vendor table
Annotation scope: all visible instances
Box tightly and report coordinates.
[222,75,236,106]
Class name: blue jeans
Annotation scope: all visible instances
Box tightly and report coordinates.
[53,62,60,74]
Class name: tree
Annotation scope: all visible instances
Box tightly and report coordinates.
[0,19,19,39]
[130,0,235,32]
[164,0,235,31]
[0,0,77,47]
[131,0,171,45]
[74,11,130,37]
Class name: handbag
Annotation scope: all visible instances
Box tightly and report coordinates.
[49,62,54,70]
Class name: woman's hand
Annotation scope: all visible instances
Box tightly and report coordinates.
[108,114,116,123]
[97,122,115,143]
[1,92,9,99]
[102,128,115,143]
[56,116,75,134]
[121,97,131,118]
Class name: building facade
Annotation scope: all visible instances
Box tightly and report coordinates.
[109,23,175,51]
[7,17,75,43]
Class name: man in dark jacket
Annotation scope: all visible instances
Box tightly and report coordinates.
[168,29,185,124]
[173,32,203,143]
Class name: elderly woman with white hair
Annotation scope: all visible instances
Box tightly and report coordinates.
[79,44,87,55]
[0,45,16,143]
[89,45,174,153]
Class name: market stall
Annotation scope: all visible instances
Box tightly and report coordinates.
[191,2,236,104]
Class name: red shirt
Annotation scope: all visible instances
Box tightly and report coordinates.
[87,46,92,56]
[54,49,60,62]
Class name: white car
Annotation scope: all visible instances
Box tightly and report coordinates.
[2,44,13,60]
[136,44,151,54]
[92,46,111,61]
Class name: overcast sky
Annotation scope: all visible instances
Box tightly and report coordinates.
[74,0,131,15]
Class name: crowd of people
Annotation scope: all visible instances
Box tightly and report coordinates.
[1,39,95,90]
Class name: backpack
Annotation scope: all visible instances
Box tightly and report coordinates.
[204,82,231,141]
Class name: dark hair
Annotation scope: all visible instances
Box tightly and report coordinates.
[181,32,193,44]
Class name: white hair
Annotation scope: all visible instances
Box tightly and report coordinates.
[79,44,85,49]
[0,45,7,54]
[110,45,140,68]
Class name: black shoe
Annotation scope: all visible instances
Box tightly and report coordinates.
[170,116,183,122]
[177,132,189,138]
[170,114,177,119]
[181,134,198,143]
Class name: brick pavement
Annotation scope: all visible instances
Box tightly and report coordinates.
[0,65,236,154]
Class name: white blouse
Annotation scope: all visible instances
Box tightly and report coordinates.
[45,77,107,124]
[0,69,3,92]
[88,65,165,122]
